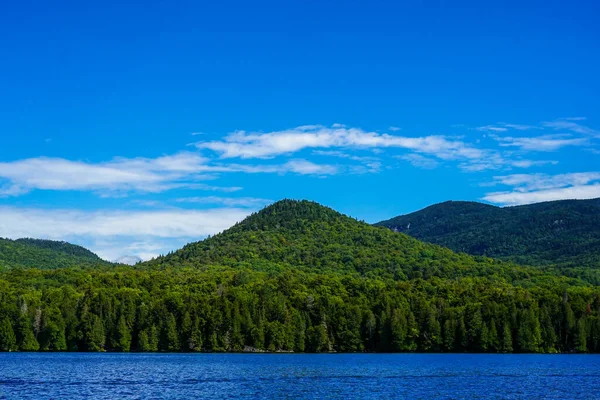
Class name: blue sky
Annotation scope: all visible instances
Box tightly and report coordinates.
[1,0,599,261]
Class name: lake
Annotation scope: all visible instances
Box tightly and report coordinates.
[1,353,599,399]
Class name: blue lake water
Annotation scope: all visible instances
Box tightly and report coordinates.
[1,353,600,399]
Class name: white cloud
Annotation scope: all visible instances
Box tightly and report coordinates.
[494,134,588,151]
[0,207,250,239]
[195,125,485,161]
[482,171,600,206]
[397,154,439,169]
[312,150,380,162]
[0,152,213,196]
[502,124,538,131]
[475,125,508,132]
[489,172,600,192]
[510,160,558,168]
[457,151,508,172]
[543,119,600,137]
[176,196,272,207]
[0,151,339,197]
[217,159,339,176]
[281,159,338,175]
[0,206,254,261]
[483,184,600,206]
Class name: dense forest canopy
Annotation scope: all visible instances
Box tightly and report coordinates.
[1,199,600,353]
[0,238,112,271]
[375,198,600,271]
[1,266,599,353]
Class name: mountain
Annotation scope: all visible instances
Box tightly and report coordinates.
[146,199,546,282]
[0,237,111,270]
[374,198,600,269]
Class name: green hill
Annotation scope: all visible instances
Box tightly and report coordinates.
[375,198,600,269]
[0,237,111,270]
[146,199,552,283]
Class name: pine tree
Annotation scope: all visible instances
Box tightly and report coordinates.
[562,302,576,349]
[479,322,489,352]
[163,313,180,352]
[457,316,468,351]
[16,315,39,351]
[39,309,67,351]
[138,325,159,352]
[389,309,407,351]
[186,316,203,352]
[83,314,105,351]
[540,308,557,353]
[293,312,306,352]
[422,307,441,351]
[181,312,193,352]
[468,309,483,350]
[405,310,419,351]
[488,319,499,352]
[502,323,513,353]
[575,317,588,353]
[361,310,376,351]
[443,318,456,351]
[0,317,17,352]
[306,324,328,352]
[517,309,542,352]
[116,315,132,352]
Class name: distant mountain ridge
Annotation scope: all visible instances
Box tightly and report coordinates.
[0,237,111,270]
[375,198,600,269]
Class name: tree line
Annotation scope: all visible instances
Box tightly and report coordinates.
[1,267,599,353]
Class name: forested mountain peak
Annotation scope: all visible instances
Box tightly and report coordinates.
[375,198,600,271]
[144,199,547,283]
[14,238,103,260]
[376,201,499,231]
[229,199,355,231]
[0,237,111,270]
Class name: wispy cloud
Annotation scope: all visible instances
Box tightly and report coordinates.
[543,118,600,137]
[0,152,213,196]
[219,159,339,176]
[195,125,485,161]
[0,152,338,197]
[458,151,508,172]
[509,159,558,168]
[475,123,540,132]
[176,196,272,207]
[475,125,508,132]
[482,171,600,205]
[397,154,439,169]
[494,134,588,151]
[312,150,380,162]
[502,124,539,131]
[483,184,600,206]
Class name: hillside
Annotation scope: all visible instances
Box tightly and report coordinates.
[0,237,111,270]
[375,198,600,269]
[146,199,549,282]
